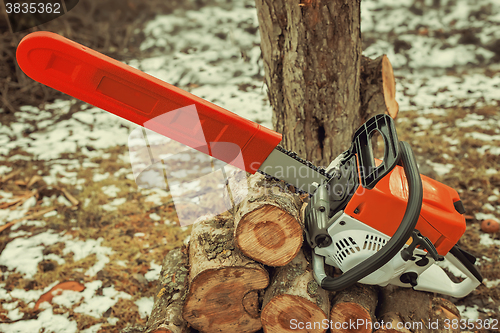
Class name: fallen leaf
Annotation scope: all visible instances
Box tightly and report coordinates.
[481,219,499,234]
[35,281,85,310]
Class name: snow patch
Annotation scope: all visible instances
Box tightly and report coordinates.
[62,237,113,276]
[135,297,154,319]
[0,231,69,278]
[145,261,162,282]
[426,161,454,176]
[456,305,480,321]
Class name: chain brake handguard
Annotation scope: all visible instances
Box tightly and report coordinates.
[305,114,402,249]
[305,114,424,292]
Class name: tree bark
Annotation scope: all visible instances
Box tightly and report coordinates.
[145,247,190,333]
[256,0,363,167]
[234,173,304,266]
[375,287,461,333]
[330,284,378,333]
[182,212,269,333]
[261,249,330,333]
[360,55,399,121]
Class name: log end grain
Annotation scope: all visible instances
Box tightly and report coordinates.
[329,283,378,333]
[182,267,269,333]
[261,294,328,333]
[381,55,399,119]
[360,54,399,121]
[330,302,373,333]
[235,204,302,266]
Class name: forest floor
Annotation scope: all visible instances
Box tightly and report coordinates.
[0,0,500,332]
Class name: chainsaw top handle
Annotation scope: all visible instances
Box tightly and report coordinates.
[313,140,423,291]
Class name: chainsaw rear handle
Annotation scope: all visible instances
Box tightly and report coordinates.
[313,140,423,291]
[412,245,482,298]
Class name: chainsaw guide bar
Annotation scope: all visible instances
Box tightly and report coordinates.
[258,145,331,194]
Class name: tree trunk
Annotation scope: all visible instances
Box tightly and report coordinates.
[182,212,269,333]
[261,249,330,333]
[145,247,190,333]
[256,0,363,167]
[234,173,304,266]
[375,287,461,333]
[330,284,378,333]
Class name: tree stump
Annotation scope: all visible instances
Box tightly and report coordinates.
[330,284,378,333]
[234,173,304,267]
[145,247,190,333]
[360,54,399,121]
[182,212,269,333]
[261,249,330,333]
[375,286,461,333]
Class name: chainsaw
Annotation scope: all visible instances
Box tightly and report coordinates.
[16,32,482,298]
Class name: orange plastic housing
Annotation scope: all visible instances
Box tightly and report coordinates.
[16,32,282,173]
[345,162,465,256]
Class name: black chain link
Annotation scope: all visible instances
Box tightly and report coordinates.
[257,145,332,195]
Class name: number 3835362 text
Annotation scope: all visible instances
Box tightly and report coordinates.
[5,2,62,14]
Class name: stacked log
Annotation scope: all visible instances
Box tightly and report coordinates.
[261,250,330,333]
[234,173,304,267]
[330,284,378,333]
[140,173,463,333]
[182,211,269,333]
[145,247,190,333]
[375,287,461,333]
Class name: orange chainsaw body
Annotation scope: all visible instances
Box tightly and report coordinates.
[344,161,465,256]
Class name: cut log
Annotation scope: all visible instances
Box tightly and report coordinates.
[145,247,190,333]
[430,297,462,333]
[234,173,304,267]
[360,54,399,120]
[182,211,269,333]
[375,286,461,333]
[329,284,378,333]
[261,249,330,333]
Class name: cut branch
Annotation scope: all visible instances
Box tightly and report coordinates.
[360,54,399,120]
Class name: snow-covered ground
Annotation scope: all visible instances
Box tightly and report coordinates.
[1,0,500,331]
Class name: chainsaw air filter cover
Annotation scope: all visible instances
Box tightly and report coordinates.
[314,213,424,286]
